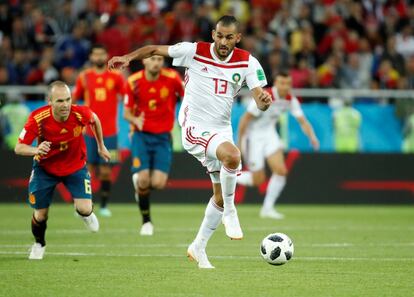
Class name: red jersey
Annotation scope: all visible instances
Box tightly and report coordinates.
[18,105,94,176]
[124,68,184,134]
[73,68,125,136]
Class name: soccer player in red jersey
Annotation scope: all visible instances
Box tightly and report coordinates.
[73,44,125,217]
[124,55,184,235]
[15,81,111,260]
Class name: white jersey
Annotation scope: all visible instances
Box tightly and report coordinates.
[246,87,304,135]
[168,42,267,130]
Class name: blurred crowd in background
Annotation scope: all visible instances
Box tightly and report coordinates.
[2,0,414,152]
[2,0,414,91]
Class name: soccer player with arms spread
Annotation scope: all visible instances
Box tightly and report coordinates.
[73,44,125,217]
[15,81,111,260]
[109,15,272,269]
[124,55,184,236]
[238,71,319,219]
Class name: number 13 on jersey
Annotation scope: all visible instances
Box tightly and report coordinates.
[213,78,228,95]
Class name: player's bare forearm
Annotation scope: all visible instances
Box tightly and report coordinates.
[251,87,272,111]
[298,117,320,150]
[108,45,170,70]
[90,113,105,148]
[90,113,111,161]
[124,107,144,131]
[15,141,51,157]
[123,107,135,124]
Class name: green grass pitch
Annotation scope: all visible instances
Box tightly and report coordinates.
[0,203,413,297]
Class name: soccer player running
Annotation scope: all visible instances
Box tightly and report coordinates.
[72,44,125,217]
[15,81,111,260]
[237,71,319,219]
[123,55,184,236]
[109,15,272,269]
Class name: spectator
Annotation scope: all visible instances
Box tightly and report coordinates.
[55,0,76,35]
[96,15,130,58]
[6,48,32,85]
[380,35,406,76]
[317,54,341,88]
[395,23,414,59]
[375,59,400,89]
[55,21,90,69]
[26,58,58,85]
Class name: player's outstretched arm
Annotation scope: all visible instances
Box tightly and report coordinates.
[297,116,320,151]
[108,45,171,70]
[251,87,272,111]
[14,141,51,157]
[90,113,111,161]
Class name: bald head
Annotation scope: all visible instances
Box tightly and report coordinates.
[48,81,72,121]
[48,81,71,102]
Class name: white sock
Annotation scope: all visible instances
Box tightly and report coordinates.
[237,171,253,186]
[220,166,238,211]
[194,198,223,249]
[132,173,139,201]
[263,174,286,210]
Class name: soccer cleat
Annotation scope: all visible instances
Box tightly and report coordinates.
[140,222,154,236]
[82,212,99,232]
[99,207,112,217]
[28,243,45,260]
[260,208,285,220]
[222,208,243,240]
[187,242,215,269]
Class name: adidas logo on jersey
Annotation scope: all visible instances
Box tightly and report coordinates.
[201,66,208,72]
[60,128,68,134]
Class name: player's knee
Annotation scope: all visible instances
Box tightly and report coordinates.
[99,170,111,181]
[274,166,288,176]
[75,205,93,216]
[222,148,241,169]
[252,172,266,186]
[34,212,48,222]
[138,176,151,189]
[151,179,166,190]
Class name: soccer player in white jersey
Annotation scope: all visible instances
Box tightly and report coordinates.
[237,71,319,219]
[108,15,272,269]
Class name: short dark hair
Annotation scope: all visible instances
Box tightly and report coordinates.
[90,43,107,55]
[276,70,290,78]
[216,15,239,29]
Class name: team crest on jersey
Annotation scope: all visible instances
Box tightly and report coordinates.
[73,126,82,137]
[201,131,210,137]
[160,87,169,100]
[97,77,103,84]
[106,78,115,90]
[232,73,241,83]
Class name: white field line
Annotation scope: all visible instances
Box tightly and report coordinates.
[0,250,413,262]
[2,225,414,235]
[1,242,414,248]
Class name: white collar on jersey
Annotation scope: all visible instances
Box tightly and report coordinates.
[210,43,234,63]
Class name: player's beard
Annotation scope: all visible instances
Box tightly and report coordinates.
[215,44,233,59]
[94,61,106,70]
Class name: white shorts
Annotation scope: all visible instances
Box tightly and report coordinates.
[182,125,239,182]
[242,130,284,172]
